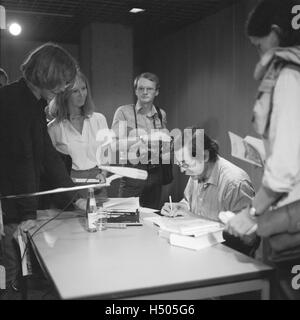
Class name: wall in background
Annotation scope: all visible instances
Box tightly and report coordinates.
[136,0,262,202]
[80,22,134,127]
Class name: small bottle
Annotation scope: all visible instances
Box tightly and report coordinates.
[86,188,98,232]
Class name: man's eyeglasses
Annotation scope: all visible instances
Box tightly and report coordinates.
[175,160,190,169]
[137,87,156,93]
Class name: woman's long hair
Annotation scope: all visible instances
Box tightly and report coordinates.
[49,71,95,122]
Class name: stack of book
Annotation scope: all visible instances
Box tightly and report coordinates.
[103,197,142,226]
[145,216,224,250]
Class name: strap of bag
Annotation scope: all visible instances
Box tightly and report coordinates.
[132,104,164,129]
[154,105,163,127]
[132,105,138,136]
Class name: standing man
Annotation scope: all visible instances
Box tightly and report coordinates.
[0,43,85,299]
[112,72,171,209]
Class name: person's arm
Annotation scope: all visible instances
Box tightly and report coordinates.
[47,120,69,155]
[43,118,77,208]
[222,180,257,240]
[0,88,38,222]
[225,68,300,238]
[6,123,39,222]
[223,179,255,213]
[160,178,191,217]
[112,106,143,150]
[252,185,283,215]
[262,68,300,197]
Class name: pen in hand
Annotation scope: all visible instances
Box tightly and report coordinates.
[169,195,174,217]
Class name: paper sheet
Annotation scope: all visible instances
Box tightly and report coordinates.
[103,197,140,212]
[228,131,264,167]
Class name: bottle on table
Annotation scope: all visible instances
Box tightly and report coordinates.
[86,188,98,232]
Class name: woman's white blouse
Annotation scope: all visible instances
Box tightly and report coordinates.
[48,112,108,171]
[262,67,300,205]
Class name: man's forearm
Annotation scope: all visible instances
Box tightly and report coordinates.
[252,185,284,215]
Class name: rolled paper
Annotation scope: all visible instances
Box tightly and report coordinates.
[99,166,148,180]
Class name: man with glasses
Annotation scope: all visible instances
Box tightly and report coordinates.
[161,128,259,255]
[112,72,171,209]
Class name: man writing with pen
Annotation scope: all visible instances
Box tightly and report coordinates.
[160,127,259,256]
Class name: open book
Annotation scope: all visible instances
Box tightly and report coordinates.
[228,131,265,167]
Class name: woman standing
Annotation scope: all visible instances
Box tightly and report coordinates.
[225,0,300,299]
[48,71,109,201]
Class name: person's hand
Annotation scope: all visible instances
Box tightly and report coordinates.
[96,172,106,184]
[161,202,190,217]
[74,198,87,211]
[16,219,37,238]
[224,207,257,238]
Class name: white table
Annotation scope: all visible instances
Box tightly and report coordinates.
[28,210,273,300]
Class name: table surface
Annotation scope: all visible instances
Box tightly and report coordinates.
[29,209,273,300]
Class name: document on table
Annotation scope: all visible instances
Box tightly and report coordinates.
[103,197,140,213]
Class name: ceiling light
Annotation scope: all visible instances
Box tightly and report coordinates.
[129,8,145,13]
[9,22,22,36]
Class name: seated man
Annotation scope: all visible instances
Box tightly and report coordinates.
[161,127,259,256]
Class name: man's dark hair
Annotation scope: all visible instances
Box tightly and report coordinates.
[246,0,300,46]
[174,127,219,162]
[133,72,160,90]
[193,129,219,162]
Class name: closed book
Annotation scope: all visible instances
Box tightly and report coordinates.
[169,230,224,250]
[146,216,223,236]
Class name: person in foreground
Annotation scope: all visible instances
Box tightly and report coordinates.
[161,128,259,255]
[0,43,87,299]
[224,0,300,299]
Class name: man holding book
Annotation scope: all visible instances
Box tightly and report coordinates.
[161,128,258,255]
